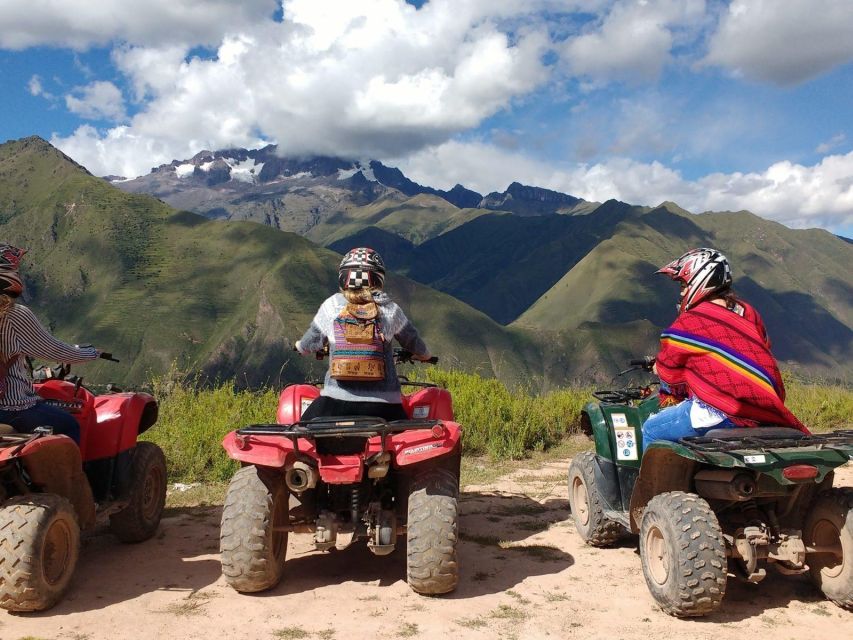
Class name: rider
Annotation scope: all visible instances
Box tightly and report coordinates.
[641,248,808,450]
[0,244,99,444]
[295,247,431,421]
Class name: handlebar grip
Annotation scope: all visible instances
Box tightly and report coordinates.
[99,352,120,363]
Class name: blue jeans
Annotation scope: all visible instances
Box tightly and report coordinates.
[0,402,81,444]
[641,400,732,452]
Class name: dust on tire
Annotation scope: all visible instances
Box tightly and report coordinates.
[639,491,727,617]
[109,442,167,543]
[220,465,289,593]
[567,451,624,547]
[0,493,81,612]
[406,467,459,595]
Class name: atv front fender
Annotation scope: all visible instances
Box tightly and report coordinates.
[582,402,615,461]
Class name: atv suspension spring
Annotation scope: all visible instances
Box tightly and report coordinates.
[351,487,360,526]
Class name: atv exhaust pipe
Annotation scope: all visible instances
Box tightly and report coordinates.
[694,469,756,501]
[285,461,318,493]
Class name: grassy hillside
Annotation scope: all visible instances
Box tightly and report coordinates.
[0,137,540,387]
[307,193,493,246]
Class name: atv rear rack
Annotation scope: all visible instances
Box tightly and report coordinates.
[679,429,853,454]
[236,417,443,454]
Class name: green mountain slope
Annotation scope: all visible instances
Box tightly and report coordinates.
[0,137,539,387]
[307,193,494,246]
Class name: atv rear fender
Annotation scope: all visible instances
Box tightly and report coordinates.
[1,435,96,529]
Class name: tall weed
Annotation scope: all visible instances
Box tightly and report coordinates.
[145,370,850,483]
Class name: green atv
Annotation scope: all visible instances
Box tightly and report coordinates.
[568,358,853,617]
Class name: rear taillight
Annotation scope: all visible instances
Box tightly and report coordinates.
[431,425,445,438]
[235,434,249,450]
[782,465,818,480]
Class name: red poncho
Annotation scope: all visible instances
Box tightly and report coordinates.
[656,299,808,433]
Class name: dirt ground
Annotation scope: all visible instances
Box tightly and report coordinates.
[2,461,852,640]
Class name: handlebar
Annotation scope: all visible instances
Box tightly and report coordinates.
[395,349,438,365]
[628,356,656,370]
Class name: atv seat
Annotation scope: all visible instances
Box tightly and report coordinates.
[702,427,806,440]
[0,423,17,435]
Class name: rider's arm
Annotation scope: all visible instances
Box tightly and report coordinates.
[12,306,98,363]
[295,298,334,355]
[390,306,430,360]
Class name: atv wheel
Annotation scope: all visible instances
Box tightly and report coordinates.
[567,451,623,547]
[220,465,289,593]
[109,442,167,543]
[639,491,727,617]
[406,467,459,595]
[0,494,80,612]
[804,487,853,610]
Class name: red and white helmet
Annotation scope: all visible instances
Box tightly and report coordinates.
[656,248,732,313]
[338,247,386,290]
[0,244,26,298]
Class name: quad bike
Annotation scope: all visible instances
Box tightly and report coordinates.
[0,354,165,612]
[567,358,853,617]
[220,349,461,596]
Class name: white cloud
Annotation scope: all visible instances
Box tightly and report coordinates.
[0,0,277,49]
[51,0,554,176]
[815,133,846,155]
[704,0,853,85]
[65,81,126,121]
[562,0,706,82]
[28,74,44,96]
[397,140,853,232]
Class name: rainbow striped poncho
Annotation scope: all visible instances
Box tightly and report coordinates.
[656,299,808,433]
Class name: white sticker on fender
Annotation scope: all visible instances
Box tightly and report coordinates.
[612,413,628,427]
[614,425,638,461]
[744,454,766,464]
[300,398,313,417]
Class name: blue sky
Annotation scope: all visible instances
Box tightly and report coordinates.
[1,0,852,234]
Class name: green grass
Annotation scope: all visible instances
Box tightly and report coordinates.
[146,369,852,484]
[784,379,853,433]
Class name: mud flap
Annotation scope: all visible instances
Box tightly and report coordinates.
[22,439,96,529]
[592,455,623,514]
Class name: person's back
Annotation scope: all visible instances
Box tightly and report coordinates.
[642,248,807,451]
[295,247,431,423]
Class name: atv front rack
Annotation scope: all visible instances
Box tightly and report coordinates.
[679,429,853,454]
[236,417,443,454]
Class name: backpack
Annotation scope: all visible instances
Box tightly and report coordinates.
[330,302,386,381]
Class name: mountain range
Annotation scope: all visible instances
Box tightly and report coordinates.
[0,136,850,387]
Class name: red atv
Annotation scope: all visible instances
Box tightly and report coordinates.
[220,350,461,595]
[0,355,165,612]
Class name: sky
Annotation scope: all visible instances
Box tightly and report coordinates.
[1,0,852,235]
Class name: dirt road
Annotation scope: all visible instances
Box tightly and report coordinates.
[2,461,851,640]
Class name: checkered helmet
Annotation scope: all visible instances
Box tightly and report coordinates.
[0,244,26,298]
[656,247,732,313]
[338,247,386,290]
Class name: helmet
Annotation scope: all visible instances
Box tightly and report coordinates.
[656,247,732,313]
[0,244,26,298]
[338,247,386,290]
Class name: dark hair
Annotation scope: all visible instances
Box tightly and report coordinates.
[712,285,740,310]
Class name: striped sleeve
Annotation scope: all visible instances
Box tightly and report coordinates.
[10,306,98,363]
